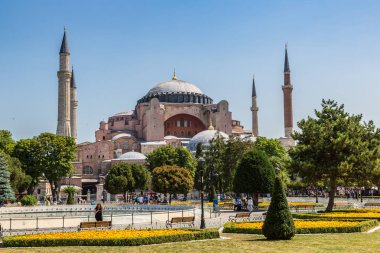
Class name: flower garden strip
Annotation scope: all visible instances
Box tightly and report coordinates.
[223,219,378,234]
[259,202,323,207]
[3,228,220,247]
[293,211,380,221]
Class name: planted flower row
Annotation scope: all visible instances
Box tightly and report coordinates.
[223,219,377,234]
[293,211,380,221]
[3,228,220,247]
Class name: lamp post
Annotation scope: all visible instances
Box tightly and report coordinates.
[198,157,206,229]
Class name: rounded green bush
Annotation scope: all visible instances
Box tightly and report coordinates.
[20,195,37,206]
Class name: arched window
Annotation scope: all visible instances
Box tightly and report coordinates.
[187,131,191,137]
[102,136,105,140]
[180,131,184,137]
[174,131,177,136]
[180,117,184,127]
[83,166,93,175]
[166,131,170,135]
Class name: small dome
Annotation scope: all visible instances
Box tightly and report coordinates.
[118,151,147,160]
[188,130,229,151]
[164,135,179,140]
[146,79,203,96]
[112,133,132,141]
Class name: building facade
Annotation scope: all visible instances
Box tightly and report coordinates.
[55,31,296,199]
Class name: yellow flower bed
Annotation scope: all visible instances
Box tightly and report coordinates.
[11,229,193,240]
[170,201,194,206]
[234,220,362,229]
[320,212,380,218]
[259,202,322,207]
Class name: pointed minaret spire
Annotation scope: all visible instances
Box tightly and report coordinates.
[60,27,70,54]
[282,43,294,138]
[252,75,257,97]
[172,68,177,80]
[70,66,78,142]
[284,43,290,73]
[57,28,71,137]
[251,75,259,137]
[70,67,76,88]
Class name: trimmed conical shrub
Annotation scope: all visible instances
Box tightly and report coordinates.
[0,153,15,202]
[262,176,295,240]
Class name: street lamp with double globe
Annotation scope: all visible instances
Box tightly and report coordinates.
[198,157,206,229]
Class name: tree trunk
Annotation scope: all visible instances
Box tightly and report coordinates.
[326,180,336,212]
[360,188,363,203]
[123,192,127,202]
[315,187,319,203]
[253,192,259,207]
[169,194,172,204]
[49,180,57,202]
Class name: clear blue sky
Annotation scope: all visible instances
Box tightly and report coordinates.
[1,0,380,143]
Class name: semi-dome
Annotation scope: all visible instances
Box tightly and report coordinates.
[187,129,229,151]
[118,151,147,160]
[137,73,213,105]
[111,133,132,141]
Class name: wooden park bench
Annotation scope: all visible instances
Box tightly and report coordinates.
[220,202,235,210]
[79,221,112,230]
[166,216,195,228]
[290,205,316,212]
[333,202,352,209]
[364,202,380,208]
[228,212,251,222]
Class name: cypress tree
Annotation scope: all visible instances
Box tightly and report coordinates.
[262,176,295,240]
[0,153,16,202]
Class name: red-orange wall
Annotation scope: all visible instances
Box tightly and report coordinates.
[164,114,206,138]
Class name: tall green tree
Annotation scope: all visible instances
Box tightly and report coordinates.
[222,137,254,192]
[36,133,76,201]
[152,165,194,203]
[0,130,15,155]
[203,135,254,194]
[233,150,275,205]
[289,99,380,211]
[12,138,43,194]
[5,155,31,194]
[146,146,196,176]
[0,153,16,202]
[130,164,151,191]
[104,163,135,202]
[104,163,150,202]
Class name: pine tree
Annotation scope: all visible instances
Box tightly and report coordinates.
[0,153,16,202]
[262,176,295,240]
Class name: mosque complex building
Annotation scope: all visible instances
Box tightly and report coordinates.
[54,30,295,199]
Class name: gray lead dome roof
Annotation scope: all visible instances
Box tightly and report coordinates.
[146,79,203,96]
[188,130,229,151]
[118,151,147,161]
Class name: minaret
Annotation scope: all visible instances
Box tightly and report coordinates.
[70,67,78,142]
[250,75,259,136]
[56,28,72,137]
[282,44,293,138]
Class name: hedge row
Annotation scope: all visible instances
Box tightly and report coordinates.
[293,213,380,221]
[223,219,377,235]
[3,229,219,247]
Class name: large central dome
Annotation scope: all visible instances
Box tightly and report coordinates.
[137,72,213,105]
[146,79,203,96]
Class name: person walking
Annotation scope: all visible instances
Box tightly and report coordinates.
[95,203,103,221]
[247,197,253,212]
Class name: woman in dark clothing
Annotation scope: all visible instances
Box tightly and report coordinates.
[95,203,103,221]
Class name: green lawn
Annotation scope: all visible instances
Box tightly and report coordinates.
[1,230,380,253]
